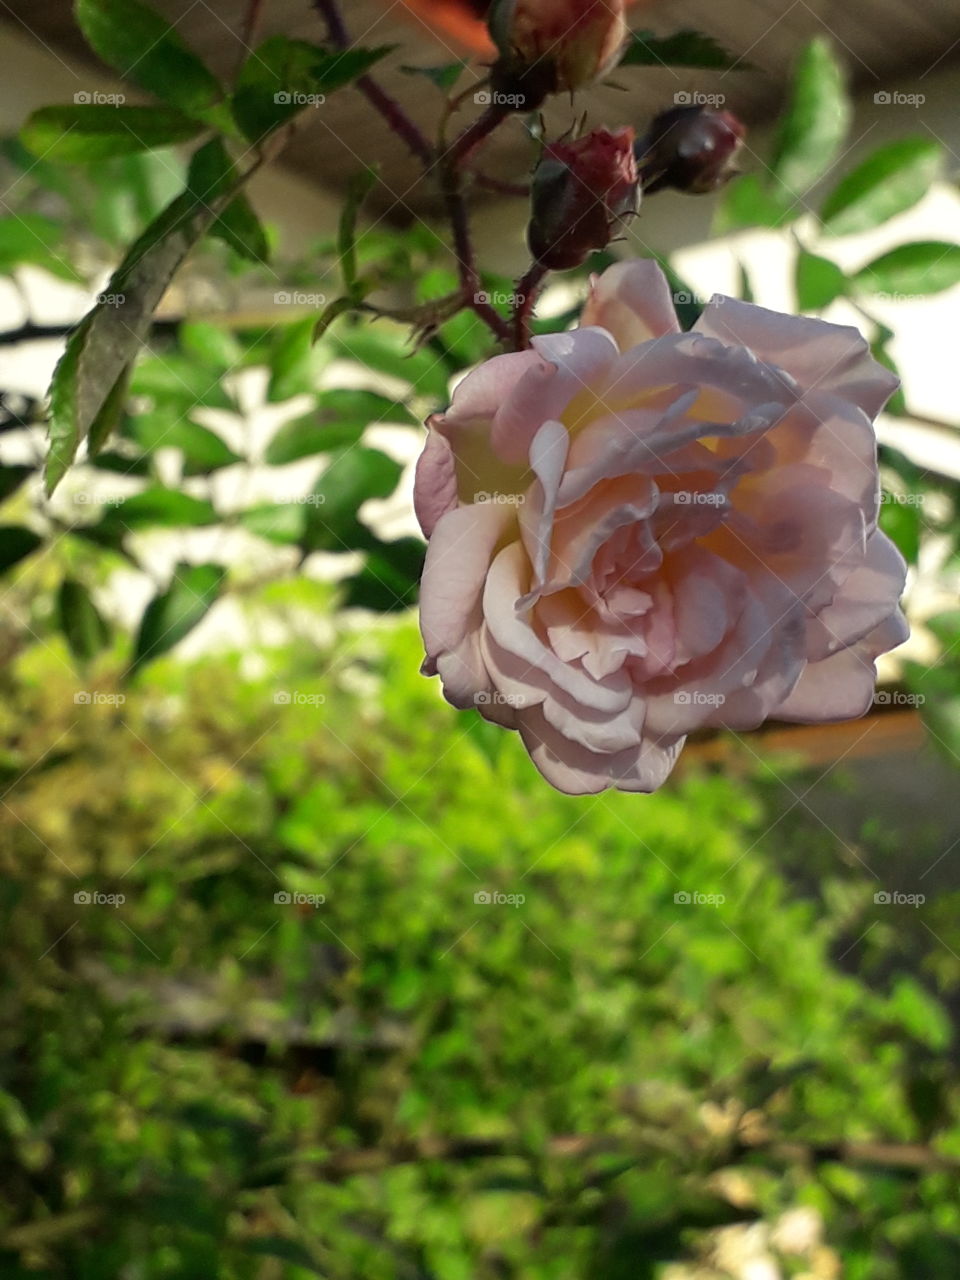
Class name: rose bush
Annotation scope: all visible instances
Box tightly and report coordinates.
[414,260,908,795]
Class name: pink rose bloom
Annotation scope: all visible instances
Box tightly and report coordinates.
[414,261,908,795]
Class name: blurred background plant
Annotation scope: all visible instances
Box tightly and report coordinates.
[1,0,960,1275]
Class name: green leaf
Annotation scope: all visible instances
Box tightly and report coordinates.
[342,536,424,612]
[303,447,403,553]
[57,578,110,663]
[0,215,80,282]
[130,562,224,674]
[0,465,33,504]
[127,413,241,473]
[622,30,744,70]
[852,242,960,297]
[44,139,248,494]
[267,317,331,402]
[820,138,942,236]
[0,526,42,573]
[211,191,269,264]
[331,326,451,401]
[74,0,228,127]
[771,38,850,197]
[88,365,131,457]
[795,249,846,310]
[239,503,306,545]
[179,322,244,372]
[237,1237,329,1276]
[871,335,908,417]
[99,487,218,532]
[21,106,203,162]
[399,62,467,92]
[265,391,417,465]
[879,495,921,564]
[232,37,392,142]
[339,167,378,297]
[714,174,795,234]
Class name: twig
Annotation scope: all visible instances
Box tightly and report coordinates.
[313,0,433,165]
[513,262,548,350]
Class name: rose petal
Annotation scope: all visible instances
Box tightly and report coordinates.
[580,259,682,351]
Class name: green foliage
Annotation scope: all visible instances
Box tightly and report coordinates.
[0,633,957,1276]
[771,37,851,198]
[621,30,744,70]
[20,104,204,161]
[820,137,943,236]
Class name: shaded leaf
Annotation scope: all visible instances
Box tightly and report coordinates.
[75,0,228,127]
[21,106,203,162]
[0,526,42,573]
[57,579,110,663]
[851,241,960,297]
[820,137,942,236]
[130,562,224,673]
[303,447,403,553]
[399,62,467,92]
[0,465,33,504]
[795,249,846,310]
[99,487,218,532]
[771,38,850,197]
[714,174,795,234]
[622,30,743,70]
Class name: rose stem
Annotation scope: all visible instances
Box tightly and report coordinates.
[513,263,548,351]
[313,0,433,164]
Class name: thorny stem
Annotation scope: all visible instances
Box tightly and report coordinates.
[315,0,515,346]
[513,263,549,351]
[314,0,433,165]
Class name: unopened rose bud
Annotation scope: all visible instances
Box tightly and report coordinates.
[637,106,745,194]
[489,0,628,106]
[528,127,639,271]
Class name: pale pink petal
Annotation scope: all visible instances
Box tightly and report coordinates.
[805,532,907,661]
[492,327,620,464]
[413,429,458,537]
[696,296,899,419]
[517,704,685,795]
[774,611,909,722]
[580,260,682,352]
[419,504,515,665]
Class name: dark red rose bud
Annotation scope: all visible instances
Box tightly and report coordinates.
[636,106,745,195]
[528,127,639,270]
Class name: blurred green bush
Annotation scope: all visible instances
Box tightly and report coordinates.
[1,624,958,1278]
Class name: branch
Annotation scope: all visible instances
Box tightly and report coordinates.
[313,0,433,166]
[513,262,548,351]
